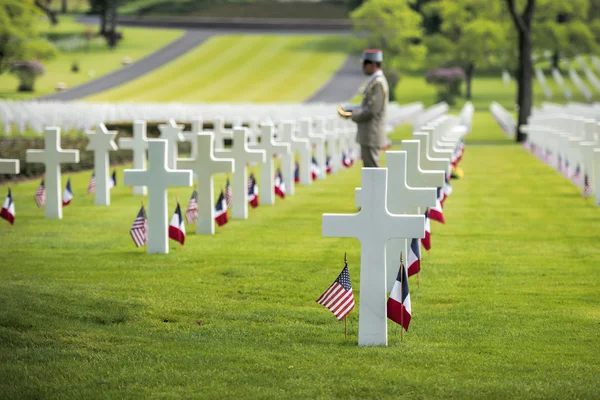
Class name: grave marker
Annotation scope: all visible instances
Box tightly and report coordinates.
[158,119,185,169]
[215,128,266,219]
[177,132,234,234]
[86,123,118,206]
[278,121,311,186]
[26,127,79,219]
[322,168,424,346]
[298,118,326,180]
[119,120,149,196]
[123,140,193,254]
[355,152,436,292]
[253,124,291,205]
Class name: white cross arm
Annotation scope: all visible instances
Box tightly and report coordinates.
[26,149,79,164]
[0,159,19,174]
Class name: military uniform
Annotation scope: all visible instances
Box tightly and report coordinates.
[351,50,389,168]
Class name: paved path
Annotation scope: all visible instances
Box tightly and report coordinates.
[39,16,363,103]
[304,55,365,103]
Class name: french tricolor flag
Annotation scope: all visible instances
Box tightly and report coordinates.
[441,173,452,207]
[342,152,353,168]
[215,190,228,227]
[422,210,431,251]
[62,178,73,206]
[168,202,185,245]
[311,157,321,181]
[109,170,116,189]
[1,188,15,225]
[387,263,411,331]
[274,168,285,199]
[294,162,300,183]
[407,238,421,277]
[429,188,445,224]
[326,156,332,175]
[248,173,259,208]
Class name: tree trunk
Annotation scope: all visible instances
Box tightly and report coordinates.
[516,31,533,143]
[552,49,559,70]
[62,0,67,13]
[99,7,107,35]
[35,0,58,25]
[465,63,474,100]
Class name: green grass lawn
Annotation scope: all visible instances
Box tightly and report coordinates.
[0,105,599,398]
[0,16,183,100]
[85,35,350,103]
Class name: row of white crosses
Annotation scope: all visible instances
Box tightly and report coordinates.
[0,100,421,136]
[489,102,517,138]
[521,108,600,205]
[7,113,361,253]
[321,110,468,347]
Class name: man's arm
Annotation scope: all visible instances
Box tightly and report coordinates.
[351,82,385,123]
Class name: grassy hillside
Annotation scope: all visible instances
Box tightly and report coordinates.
[0,16,183,101]
[0,109,598,398]
[86,35,350,103]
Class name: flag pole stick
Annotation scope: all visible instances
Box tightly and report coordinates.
[400,251,404,342]
[345,315,348,339]
[344,252,347,339]
[418,272,421,289]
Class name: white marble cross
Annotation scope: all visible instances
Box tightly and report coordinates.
[412,133,450,172]
[252,124,291,205]
[123,140,193,254]
[279,121,311,187]
[402,140,446,193]
[323,118,340,174]
[158,119,185,170]
[298,118,326,180]
[275,121,300,195]
[181,117,203,160]
[177,132,234,234]
[0,159,19,174]
[213,117,233,150]
[355,151,436,292]
[118,120,149,196]
[26,127,80,219]
[322,168,425,347]
[215,127,266,219]
[86,123,118,206]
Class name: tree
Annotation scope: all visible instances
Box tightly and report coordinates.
[89,0,122,47]
[34,0,58,25]
[533,0,597,70]
[505,0,535,143]
[0,0,57,76]
[422,0,506,100]
[350,0,427,100]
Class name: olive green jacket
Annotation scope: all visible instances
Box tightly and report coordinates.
[351,72,389,148]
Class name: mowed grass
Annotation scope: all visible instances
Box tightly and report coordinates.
[0,16,183,100]
[0,109,599,398]
[86,35,349,103]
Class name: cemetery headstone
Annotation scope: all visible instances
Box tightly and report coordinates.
[123,139,193,254]
[26,127,79,219]
[177,132,234,234]
[86,123,118,206]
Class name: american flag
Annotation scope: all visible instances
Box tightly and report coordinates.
[584,174,592,199]
[316,261,355,320]
[572,164,582,186]
[185,190,198,224]
[87,173,96,194]
[130,205,148,247]
[34,179,45,208]
[225,178,232,208]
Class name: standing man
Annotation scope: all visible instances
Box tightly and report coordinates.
[347,49,389,168]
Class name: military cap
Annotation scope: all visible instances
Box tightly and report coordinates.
[361,49,383,63]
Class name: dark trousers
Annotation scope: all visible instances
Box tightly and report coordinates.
[361,145,380,168]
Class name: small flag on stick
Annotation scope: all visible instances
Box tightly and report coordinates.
[316,254,355,322]
[130,204,147,247]
[1,188,15,225]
